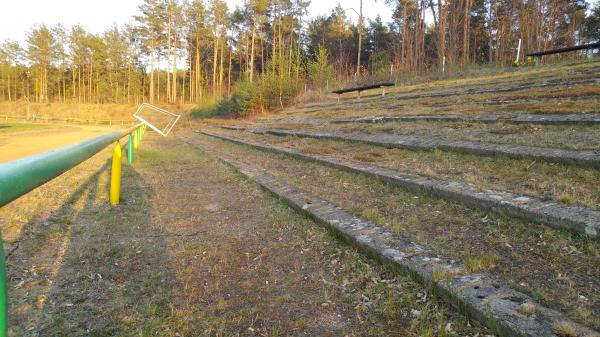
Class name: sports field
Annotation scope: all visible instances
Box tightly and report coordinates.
[0,123,117,163]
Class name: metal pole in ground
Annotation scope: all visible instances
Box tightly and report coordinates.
[0,233,7,337]
[110,142,122,205]
[127,133,134,164]
[133,128,139,150]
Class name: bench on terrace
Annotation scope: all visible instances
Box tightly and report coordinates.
[526,41,600,65]
[332,82,395,104]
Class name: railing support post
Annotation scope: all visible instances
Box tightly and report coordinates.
[110,142,122,206]
[0,233,7,337]
[127,133,134,164]
[133,128,139,150]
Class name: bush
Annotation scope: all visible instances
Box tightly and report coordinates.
[308,46,334,92]
[192,65,303,119]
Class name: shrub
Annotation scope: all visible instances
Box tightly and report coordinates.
[192,55,305,119]
[308,46,334,92]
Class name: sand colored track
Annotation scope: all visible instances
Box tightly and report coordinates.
[0,123,116,163]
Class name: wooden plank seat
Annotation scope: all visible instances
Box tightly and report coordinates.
[332,82,395,104]
[526,42,600,65]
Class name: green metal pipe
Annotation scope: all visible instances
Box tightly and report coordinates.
[0,132,124,207]
[0,125,139,208]
[0,233,6,337]
[0,125,139,336]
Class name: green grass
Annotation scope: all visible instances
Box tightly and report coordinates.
[466,254,500,272]
[0,122,57,134]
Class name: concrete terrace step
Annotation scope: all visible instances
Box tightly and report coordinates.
[199,129,600,239]
[512,113,600,124]
[260,112,600,126]
[331,114,501,124]
[222,126,600,168]
[300,78,600,110]
[329,113,600,125]
[181,132,600,337]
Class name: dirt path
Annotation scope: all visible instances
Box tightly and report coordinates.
[1,133,489,336]
[0,123,115,163]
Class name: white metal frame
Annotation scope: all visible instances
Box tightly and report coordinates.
[133,103,181,136]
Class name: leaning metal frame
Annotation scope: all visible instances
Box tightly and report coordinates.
[133,103,181,136]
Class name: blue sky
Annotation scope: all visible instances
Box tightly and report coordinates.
[0,0,393,44]
[1,0,597,44]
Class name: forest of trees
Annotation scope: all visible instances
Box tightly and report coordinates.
[0,0,599,111]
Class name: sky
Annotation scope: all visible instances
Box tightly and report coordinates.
[0,0,394,44]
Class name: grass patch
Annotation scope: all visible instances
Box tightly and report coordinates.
[194,132,600,329]
[466,254,500,272]
[553,320,581,337]
[518,302,537,317]
[220,128,600,211]
[0,122,57,134]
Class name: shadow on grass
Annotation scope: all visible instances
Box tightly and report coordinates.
[5,155,177,336]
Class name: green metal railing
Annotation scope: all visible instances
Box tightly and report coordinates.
[0,124,146,336]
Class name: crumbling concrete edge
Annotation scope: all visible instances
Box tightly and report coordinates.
[180,134,600,337]
[199,129,599,239]
[329,113,600,125]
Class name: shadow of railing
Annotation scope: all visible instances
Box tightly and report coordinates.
[4,156,176,336]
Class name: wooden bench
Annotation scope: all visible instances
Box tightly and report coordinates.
[332,82,395,104]
[526,42,600,65]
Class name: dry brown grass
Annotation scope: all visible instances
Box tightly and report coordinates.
[256,119,600,151]
[0,133,490,336]
[213,127,600,211]
[191,131,600,330]
[242,60,600,122]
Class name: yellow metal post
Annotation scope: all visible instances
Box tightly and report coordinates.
[133,128,139,150]
[110,142,122,205]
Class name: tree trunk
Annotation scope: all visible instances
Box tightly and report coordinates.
[219,36,224,96]
[167,5,172,103]
[438,0,447,69]
[212,34,218,96]
[250,24,256,82]
[172,25,178,103]
[150,36,155,103]
[228,50,232,96]
[463,0,473,66]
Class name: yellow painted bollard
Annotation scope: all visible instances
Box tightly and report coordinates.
[133,128,139,150]
[110,142,122,205]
